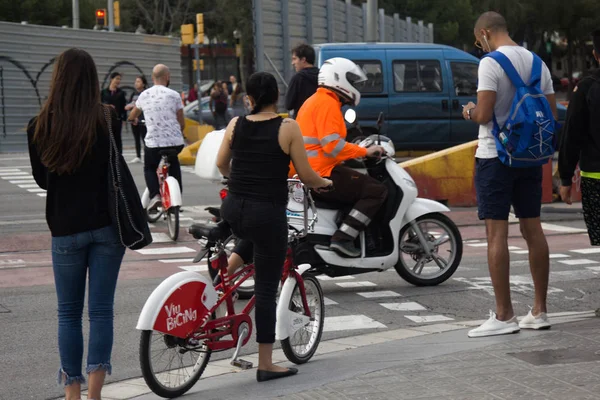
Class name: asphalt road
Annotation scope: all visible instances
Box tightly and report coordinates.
[0,151,598,400]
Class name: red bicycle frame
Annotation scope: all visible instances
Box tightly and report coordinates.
[189,245,312,352]
[157,157,172,210]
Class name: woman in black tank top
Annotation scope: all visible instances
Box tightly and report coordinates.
[217,72,331,382]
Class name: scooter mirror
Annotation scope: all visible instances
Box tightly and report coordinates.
[344,109,357,124]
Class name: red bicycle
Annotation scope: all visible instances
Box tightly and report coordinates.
[136,179,325,398]
[141,149,183,241]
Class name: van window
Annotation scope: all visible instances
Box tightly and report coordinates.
[393,60,443,93]
[353,60,383,93]
[450,62,478,97]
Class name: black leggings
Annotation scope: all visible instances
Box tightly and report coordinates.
[132,124,147,158]
[221,194,288,344]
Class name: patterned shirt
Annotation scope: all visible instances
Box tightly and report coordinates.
[135,85,184,148]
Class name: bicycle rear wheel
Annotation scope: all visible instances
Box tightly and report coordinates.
[139,330,211,398]
[167,206,180,241]
[281,274,324,364]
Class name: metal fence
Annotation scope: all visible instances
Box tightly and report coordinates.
[253,0,434,96]
[0,21,182,152]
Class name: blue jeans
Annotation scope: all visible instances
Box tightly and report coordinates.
[52,225,125,386]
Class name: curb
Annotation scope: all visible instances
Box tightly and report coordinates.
[70,310,597,400]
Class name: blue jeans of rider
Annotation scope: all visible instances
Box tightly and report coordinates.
[52,225,125,386]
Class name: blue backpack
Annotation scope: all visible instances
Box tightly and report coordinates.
[483,51,558,167]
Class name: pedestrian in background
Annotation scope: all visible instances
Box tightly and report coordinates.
[101,72,127,153]
[125,75,148,163]
[210,81,229,129]
[285,43,319,119]
[27,48,125,400]
[187,83,199,104]
[559,29,600,245]
[462,12,556,338]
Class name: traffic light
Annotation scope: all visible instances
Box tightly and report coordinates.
[114,1,120,28]
[181,24,194,45]
[193,59,205,71]
[95,9,107,27]
[196,13,204,44]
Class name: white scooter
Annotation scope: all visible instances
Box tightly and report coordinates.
[287,110,463,286]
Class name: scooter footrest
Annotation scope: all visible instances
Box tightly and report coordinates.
[231,359,253,370]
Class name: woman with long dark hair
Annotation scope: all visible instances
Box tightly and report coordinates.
[216,72,332,382]
[27,48,125,400]
[101,72,127,153]
[125,75,148,163]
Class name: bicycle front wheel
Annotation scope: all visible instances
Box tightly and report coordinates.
[281,274,324,364]
[139,330,211,398]
[167,206,179,241]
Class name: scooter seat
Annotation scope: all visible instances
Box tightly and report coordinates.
[313,199,347,210]
[188,220,231,241]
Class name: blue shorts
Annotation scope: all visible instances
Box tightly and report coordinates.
[475,157,543,220]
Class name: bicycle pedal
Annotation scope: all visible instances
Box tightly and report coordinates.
[231,359,253,370]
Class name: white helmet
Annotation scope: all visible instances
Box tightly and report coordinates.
[318,58,367,106]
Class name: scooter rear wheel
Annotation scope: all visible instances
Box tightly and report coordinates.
[395,213,462,286]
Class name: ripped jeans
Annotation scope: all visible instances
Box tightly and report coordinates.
[51,225,125,386]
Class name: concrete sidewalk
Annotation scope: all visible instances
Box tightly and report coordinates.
[110,311,600,400]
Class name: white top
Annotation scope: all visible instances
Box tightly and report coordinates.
[135,85,184,148]
[476,46,554,159]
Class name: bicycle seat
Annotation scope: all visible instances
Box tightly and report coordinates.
[188,220,231,241]
[159,149,180,158]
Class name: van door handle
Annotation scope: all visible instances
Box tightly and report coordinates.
[452,100,460,110]
[441,100,449,110]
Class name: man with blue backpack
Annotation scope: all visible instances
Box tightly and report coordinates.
[462,12,559,338]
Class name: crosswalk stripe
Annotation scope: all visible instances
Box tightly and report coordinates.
[323,315,386,332]
[336,281,377,288]
[380,302,426,311]
[136,246,196,255]
[404,315,454,323]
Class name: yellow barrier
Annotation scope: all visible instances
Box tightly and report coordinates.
[399,140,478,206]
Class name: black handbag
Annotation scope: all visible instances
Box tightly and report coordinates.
[103,106,153,250]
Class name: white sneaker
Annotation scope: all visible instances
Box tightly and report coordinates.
[147,195,162,211]
[519,309,551,330]
[129,157,141,164]
[468,311,520,338]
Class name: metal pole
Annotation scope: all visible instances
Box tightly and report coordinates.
[264,52,289,89]
[72,0,79,29]
[282,0,291,82]
[378,8,385,42]
[0,67,6,138]
[346,0,353,43]
[253,0,265,72]
[366,0,378,42]
[193,45,203,124]
[108,0,114,32]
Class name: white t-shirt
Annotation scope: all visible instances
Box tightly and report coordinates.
[476,46,554,159]
[135,85,184,148]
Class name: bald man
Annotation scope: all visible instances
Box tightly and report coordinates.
[129,64,186,211]
[462,12,557,338]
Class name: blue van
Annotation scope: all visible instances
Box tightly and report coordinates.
[313,43,566,150]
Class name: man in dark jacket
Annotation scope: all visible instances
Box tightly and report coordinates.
[285,44,319,118]
[559,29,600,246]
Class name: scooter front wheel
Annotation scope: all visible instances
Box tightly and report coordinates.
[395,213,463,286]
